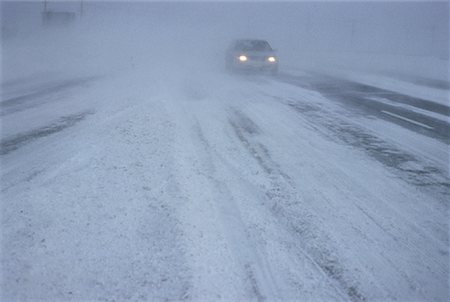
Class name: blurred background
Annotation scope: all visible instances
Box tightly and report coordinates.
[1,1,449,82]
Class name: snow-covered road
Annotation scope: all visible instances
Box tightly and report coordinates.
[2,68,449,301]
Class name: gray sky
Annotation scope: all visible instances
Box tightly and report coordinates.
[2,1,448,57]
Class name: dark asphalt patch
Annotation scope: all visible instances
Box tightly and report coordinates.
[1,76,98,116]
[277,72,450,143]
[279,72,449,115]
[0,110,94,155]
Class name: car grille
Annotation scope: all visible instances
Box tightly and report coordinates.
[248,56,266,62]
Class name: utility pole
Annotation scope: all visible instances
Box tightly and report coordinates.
[80,0,84,17]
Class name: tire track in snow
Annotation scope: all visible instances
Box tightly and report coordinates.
[282,99,449,251]
[259,91,448,254]
[228,98,447,300]
[228,108,368,302]
[191,120,280,302]
[165,96,282,301]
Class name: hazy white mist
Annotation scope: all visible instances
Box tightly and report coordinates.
[2,1,449,81]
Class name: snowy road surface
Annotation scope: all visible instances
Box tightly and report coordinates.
[2,68,449,301]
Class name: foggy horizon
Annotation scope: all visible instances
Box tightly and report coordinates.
[2,1,449,81]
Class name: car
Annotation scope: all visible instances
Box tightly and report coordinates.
[225,39,279,75]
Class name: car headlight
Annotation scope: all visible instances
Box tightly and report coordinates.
[238,55,248,62]
[267,56,276,62]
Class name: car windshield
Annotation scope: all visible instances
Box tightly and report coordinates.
[236,40,272,51]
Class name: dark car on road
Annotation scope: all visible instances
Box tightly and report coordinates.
[226,39,279,75]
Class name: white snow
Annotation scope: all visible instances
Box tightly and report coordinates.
[2,65,448,301]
